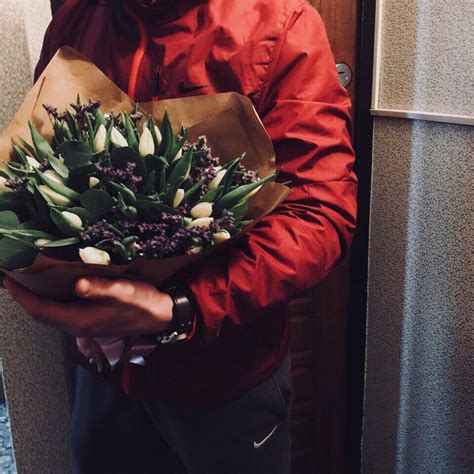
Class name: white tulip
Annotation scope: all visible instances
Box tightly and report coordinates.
[43,170,65,185]
[26,156,41,169]
[172,148,182,163]
[138,127,155,157]
[94,124,107,152]
[89,177,100,188]
[154,125,162,144]
[38,185,71,206]
[190,202,213,218]
[246,185,262,200]
[111,127,128,148]
[212,230,231,244]
[79,247,111,265]
[128,242,140,254]
[61,211,83,229]
[188,217,214,228]
[173,188,185,208]
[187,246,203,255]
[35,238,52,247]
[208,169,226,189]
[0,176,11,192]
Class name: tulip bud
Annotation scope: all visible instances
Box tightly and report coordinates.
[89,177,100,188]
[128,242,140,254]
[154,125,162,144]
[61,211,83,229]
[26,156,41,169]
[188,217,214,228]
[38,185,71,206]
[79,247,111,265]
[190,202,213,218]
[43,170,65,185]
[35,238,52,247]
[138,127,155,157]
[208,169,226,189]
[187,246,203,255]
[0,176,11,192]
[111,127,128,148]
[172,148,183,163]
[93,124,107,152]
[212,230,231,244]
[173,188,185,208]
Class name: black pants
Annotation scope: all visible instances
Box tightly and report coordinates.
[70,353,293,474]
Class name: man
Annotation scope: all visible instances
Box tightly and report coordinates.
[5,0,357,472]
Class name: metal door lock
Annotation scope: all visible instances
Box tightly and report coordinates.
[336,62,352,88]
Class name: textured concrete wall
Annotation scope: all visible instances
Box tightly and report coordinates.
[377,0,473,115]
[0,1,73,472]
[363,0,474,472]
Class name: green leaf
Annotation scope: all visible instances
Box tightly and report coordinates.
[47,154,69,179]
[227,199,249,221]
[198,186,224,204]
[50,208,82,237]
[165,177,185,207]
[56,140,93,168]
[157,165,166,193]
[167,148,192,185]
[144,154,168,173]
[122,112,139,152]
[80,189,115,217]
[169,128,188,162]
[52,206,94,223]
[0,211,20,229]
[53,119,72,144]
[157,110,174,157]
[214,173,276,216]
[13,145,28,165]
[37,170,80,201]
[33,185,52,221]
[0,236,38,269]
[182,181,201,203]
[221,154,245,194]
[11,229,54,240]
[17,137,39,160]
[94,108,107,132]
[28,121,54,161]
[7,162,34,177]
[121,236,138,247]
[0,192,24,212]
[65,110,80,140]
[135,199,180,219]
[41,237,80,248]
[107,181,136,203]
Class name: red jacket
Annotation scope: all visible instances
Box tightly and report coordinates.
[35,0,357,403]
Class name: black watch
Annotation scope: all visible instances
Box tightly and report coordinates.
[156,286,195,344]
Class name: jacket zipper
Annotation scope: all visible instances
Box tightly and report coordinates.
[126,7,148,101]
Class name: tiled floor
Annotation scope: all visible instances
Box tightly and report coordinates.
[0,401,16,473]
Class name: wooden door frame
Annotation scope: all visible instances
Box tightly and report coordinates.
[346,0,377,472]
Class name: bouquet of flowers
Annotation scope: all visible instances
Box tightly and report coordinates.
[0,97,275,271]
[0,47,290,366]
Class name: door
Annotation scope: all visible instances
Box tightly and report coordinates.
[288,1,358,473]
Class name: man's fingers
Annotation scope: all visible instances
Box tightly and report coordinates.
[75,277,136,302]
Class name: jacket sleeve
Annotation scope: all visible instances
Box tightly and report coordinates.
[184,4,358,342]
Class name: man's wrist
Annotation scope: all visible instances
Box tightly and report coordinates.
[155,286,195,344]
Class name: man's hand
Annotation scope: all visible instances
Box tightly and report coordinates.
[4,276,174,338]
